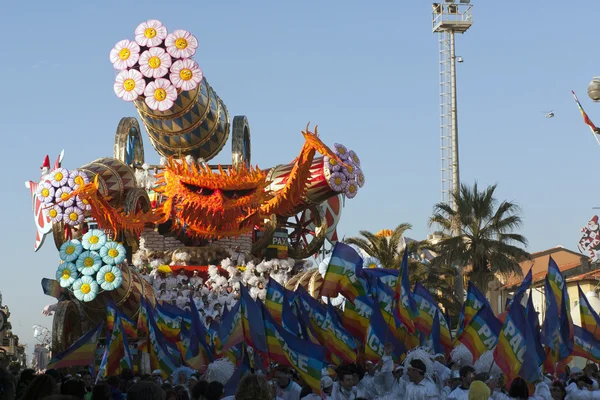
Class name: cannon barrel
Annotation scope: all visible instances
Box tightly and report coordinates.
[265,156,340,217]
[134,78,230,162]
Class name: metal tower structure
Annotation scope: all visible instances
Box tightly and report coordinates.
[432,1,472,210]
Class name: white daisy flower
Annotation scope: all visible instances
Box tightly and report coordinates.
[68,170,89,190]
[323,156,341,173]
[139,47,172,79]
[362,256,382,269]
[169,59,203,91]
[345,180,358,199]
[72,276,99,302]
[328,172,347,192]
[165,30,198,59]
[144,78,177,111]
[82,229,107,251]
[96,265,123,291]
[63,206,84,226]
[135,19,168,47]
[36,182,55,204]
[49,168,69,188]
[76,250,102,275]
[341,163,356,180]
[75,196,92,211]
[56,263,78,288]
[100,241,127,265]
[348,150,361,167]
[356,168,365,188]
[109,39,140,70]
[48,205,63,224]
[55,186,74,207]
[114,69,145,102]
[59,240,83,262]
[333,143,349,160]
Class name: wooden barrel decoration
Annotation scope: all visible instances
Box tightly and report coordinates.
[78,158,137,208]
[52,300,84,354]
[265,157,340,217]
[77,266,157,325]
[133,78,230,162]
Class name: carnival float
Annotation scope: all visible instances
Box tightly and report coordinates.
[26,20,367,353]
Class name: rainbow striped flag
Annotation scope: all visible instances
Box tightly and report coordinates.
[376,279,401,341]
[240,285,268,354]
[547,257,574,350]
[507,268,532,310]
[457,302,501,360]
[106,301,137,338]
[343,296,373,342]
[395,249,418,334]
[413,284,452,352]
[137,296,151,335]
[155,302,183,344]
[97,314,132,380]
[364,301,406,363]
[573,325,600,363]
[547,256,566,306]
[48,323,103,369]
[148,313,180,378]
[494,302,541,383]
[217,300,243,355]
[180,296,213,369]
[324,301,357,363]
[265,278,287,324]
[320,242,368,302]
[577,284,600,340]
[296,286,331,345]
[457,282,491,338]
[262,303,327,394]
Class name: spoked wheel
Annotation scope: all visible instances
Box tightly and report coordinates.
[278,205,328,259]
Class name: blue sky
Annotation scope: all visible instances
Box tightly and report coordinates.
[1,0,598,360]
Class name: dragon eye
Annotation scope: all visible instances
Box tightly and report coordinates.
[222,189,255,199]
[182,183,215,196]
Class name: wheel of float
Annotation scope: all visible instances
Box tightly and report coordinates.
[114,117,145,167]
[232,116,251,171]
[52,300,83,355]
[278,205,328,259]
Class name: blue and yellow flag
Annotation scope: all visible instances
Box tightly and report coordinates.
[324,301,357,363]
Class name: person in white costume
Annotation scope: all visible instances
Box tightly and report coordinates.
[374,343,395,393]
[447,366,475,400]
[190,270,203,287]
[405,358,441,400]
[274,365,302,400]
[491,376,552,400]
[356,361,377,399]
[330,366,357,400]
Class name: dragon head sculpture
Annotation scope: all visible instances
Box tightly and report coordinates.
[155,160,271,238]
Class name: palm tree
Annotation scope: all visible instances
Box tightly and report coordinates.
[345,224,460,313]
[344,223,412,269]
[429,182,530,297]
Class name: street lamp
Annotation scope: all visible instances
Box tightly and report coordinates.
[588,77,600,102]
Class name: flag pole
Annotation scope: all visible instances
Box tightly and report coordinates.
[572,91,600,148]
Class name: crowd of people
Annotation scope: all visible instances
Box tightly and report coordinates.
[3,346,600,400]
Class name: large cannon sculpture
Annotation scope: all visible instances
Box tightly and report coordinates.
[28,19,365,353]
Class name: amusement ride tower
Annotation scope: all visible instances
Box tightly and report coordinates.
[432,1,472,211]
